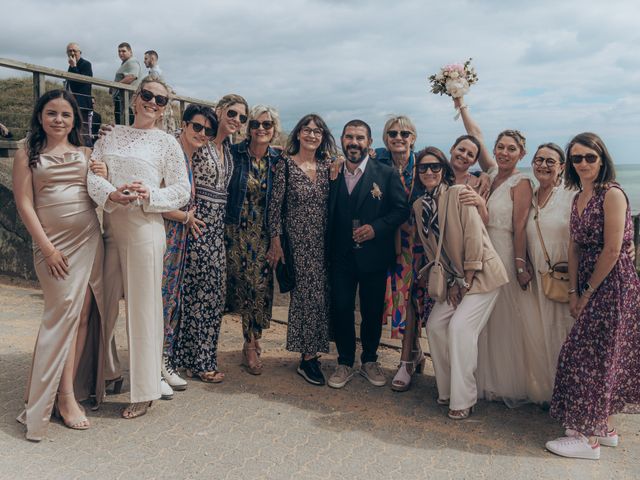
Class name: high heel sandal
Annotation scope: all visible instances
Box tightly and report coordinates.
[391,346,424,392]
[121,401,153,419]
[242,343,263,375]
[54,392,90,430]
[105,376,124,395]
[447,405,474,420]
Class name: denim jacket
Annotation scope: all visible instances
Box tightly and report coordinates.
[225,139,283,226]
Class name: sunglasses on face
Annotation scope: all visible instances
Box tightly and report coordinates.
[387,130,412,139]
[226,109,248,124]
[187,121,215,137]
[248,120,274,130]
[569,153,599,165]
[532,156,559,167]
[417,163,443,174]
[139,89,169,107]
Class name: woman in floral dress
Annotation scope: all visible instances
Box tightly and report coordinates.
[171,94,246,383]
[546,132,640,460]
[267,114,336,386]
[226,105,283,375]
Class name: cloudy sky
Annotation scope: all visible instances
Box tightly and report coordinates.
[1,0,639,163]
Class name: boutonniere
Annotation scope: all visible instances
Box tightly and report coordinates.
[371,182,383,200]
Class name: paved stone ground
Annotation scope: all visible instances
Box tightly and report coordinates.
[1,279,639,480]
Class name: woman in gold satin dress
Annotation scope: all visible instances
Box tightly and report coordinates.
[13,90,107,441]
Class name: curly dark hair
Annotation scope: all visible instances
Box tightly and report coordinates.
[27,89,83,168]
[564,132,616,191]
[182,103,218,138]
[415,146,455,188]
[285,114,337,160]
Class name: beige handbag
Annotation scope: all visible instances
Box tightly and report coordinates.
[534,203,570,303]
[422,191,451,303]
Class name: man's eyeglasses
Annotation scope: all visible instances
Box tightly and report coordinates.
[249,120,274,130]
[187,121,215,137]
[417,163,443,174]
[569,153,599,164]
[139,89,169,107]
[226,109,248,124]
[387,130,412,139]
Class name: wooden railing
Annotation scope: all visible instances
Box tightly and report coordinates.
[0,57,217,125]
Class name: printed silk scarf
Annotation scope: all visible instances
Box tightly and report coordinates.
[421,185,441,241]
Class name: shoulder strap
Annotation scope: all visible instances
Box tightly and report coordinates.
[433,188,450,264]
[533,198,553,270]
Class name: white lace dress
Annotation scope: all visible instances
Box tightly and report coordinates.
[88,125,190,403]
[525,186,576,401]
[476,171,545,406]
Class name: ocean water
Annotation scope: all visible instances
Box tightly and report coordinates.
[520,164,640,215]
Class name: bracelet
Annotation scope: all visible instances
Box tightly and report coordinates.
[182,211,189,225]
[458,104,468,111]
[515,257,527,264]
[43,248,57,258]
[568,288,577,294]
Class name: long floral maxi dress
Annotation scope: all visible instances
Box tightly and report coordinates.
[225,153,274,341]
[550,184,640,436]
[171,141,233,373]
[161,150,194,355]
[381,155,429,337]
[268,156,330,354]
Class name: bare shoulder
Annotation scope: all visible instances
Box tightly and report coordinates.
[603,185,627,209]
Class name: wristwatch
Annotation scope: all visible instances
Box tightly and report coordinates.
[461,279,471,290]
[516,267,525,274]
[584,282,596,294]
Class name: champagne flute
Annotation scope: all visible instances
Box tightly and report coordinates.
[352,219,363,249]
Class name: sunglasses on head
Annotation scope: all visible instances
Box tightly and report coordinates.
[249,120,274,130]
[187,121,215,137]
[417,163,443,174]
[387,130,412,139]
[139,89,169,107]
[569,153,598,165]
[226,109,248,124]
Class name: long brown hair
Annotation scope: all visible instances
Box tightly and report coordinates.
[26,89,83,168]
[564,132,616,191]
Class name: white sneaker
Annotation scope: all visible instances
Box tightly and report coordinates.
[546,434,600,460]
[162,356,187,391]
[160,377,174,400]
[567,428,619,447]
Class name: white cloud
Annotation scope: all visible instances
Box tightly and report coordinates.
[1,0,639,162]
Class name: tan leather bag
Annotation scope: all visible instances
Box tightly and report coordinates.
[422,191,451,303]
[534,203,569,303]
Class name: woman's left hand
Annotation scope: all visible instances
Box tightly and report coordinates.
[516,267,532,290]
[89,160,108,179]
[130,181,150,201]
[447,284,462,308]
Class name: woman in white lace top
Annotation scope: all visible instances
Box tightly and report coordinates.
[87,77,190,419]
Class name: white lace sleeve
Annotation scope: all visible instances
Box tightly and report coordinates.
[87,134,117,210]
[144,134,190,213]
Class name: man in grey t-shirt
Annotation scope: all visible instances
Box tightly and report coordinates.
[111,42,141,125]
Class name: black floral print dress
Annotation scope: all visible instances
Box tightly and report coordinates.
[550,184,640,435]
[269,156,330,355]
[171,141,233,373]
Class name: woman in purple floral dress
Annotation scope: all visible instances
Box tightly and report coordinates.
[546,132,640,460]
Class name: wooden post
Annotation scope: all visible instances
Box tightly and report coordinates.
[122,88,130,126]
[33,72,45,101]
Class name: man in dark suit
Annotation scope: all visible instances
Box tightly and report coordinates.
[88,96,102,146]
[327,119,409,389]
[66,43,93,144]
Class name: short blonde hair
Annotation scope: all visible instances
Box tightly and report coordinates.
[248,104,281,143]
[382,115,417,150]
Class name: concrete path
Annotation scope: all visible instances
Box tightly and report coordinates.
[0,280,638,479]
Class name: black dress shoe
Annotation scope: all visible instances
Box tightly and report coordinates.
[297,356,325,386]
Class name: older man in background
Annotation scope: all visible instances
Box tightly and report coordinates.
[66,42,93,143]
[111,42,141,125]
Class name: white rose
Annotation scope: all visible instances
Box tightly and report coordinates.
[446,78,470,98]
[449,71,460,79]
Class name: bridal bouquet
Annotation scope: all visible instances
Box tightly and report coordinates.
[428,58,478,98]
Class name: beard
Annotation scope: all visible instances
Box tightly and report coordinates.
[342,143,368,164]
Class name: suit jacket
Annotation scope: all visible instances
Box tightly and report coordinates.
[67,57,93,112]
[90,110,102,142]
[414,184,508,295]
[328,159,409,272]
